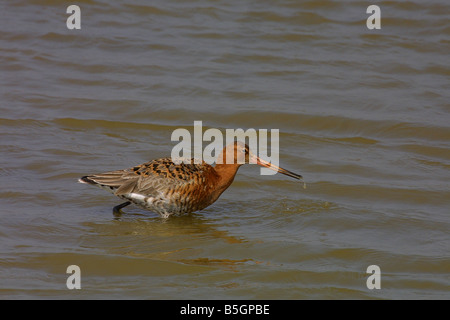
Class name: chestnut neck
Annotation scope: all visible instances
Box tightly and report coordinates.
[211,146,244,197]
[213,163,242,188]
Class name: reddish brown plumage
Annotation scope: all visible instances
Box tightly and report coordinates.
[79,142,303,218]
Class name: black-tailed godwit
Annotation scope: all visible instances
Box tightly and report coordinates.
[78,142,303,218]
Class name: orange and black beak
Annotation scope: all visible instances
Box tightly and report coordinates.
[250,154,303,180]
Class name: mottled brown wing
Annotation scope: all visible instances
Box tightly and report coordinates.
[81,157,212,197]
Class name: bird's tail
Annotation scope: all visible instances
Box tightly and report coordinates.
[78,175,96,184]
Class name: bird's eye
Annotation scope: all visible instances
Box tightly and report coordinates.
[242,148,248,154]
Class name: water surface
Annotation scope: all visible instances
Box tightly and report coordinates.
[0,0,449,299]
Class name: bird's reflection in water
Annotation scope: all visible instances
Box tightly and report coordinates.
[81,207,264,271]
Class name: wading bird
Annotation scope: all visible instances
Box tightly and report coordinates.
[78,142,303,218]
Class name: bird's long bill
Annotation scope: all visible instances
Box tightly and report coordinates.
[252,155,303,180]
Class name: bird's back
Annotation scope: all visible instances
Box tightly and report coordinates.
[80,158,220,217]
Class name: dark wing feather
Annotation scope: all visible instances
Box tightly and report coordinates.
[81,157,213,197]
